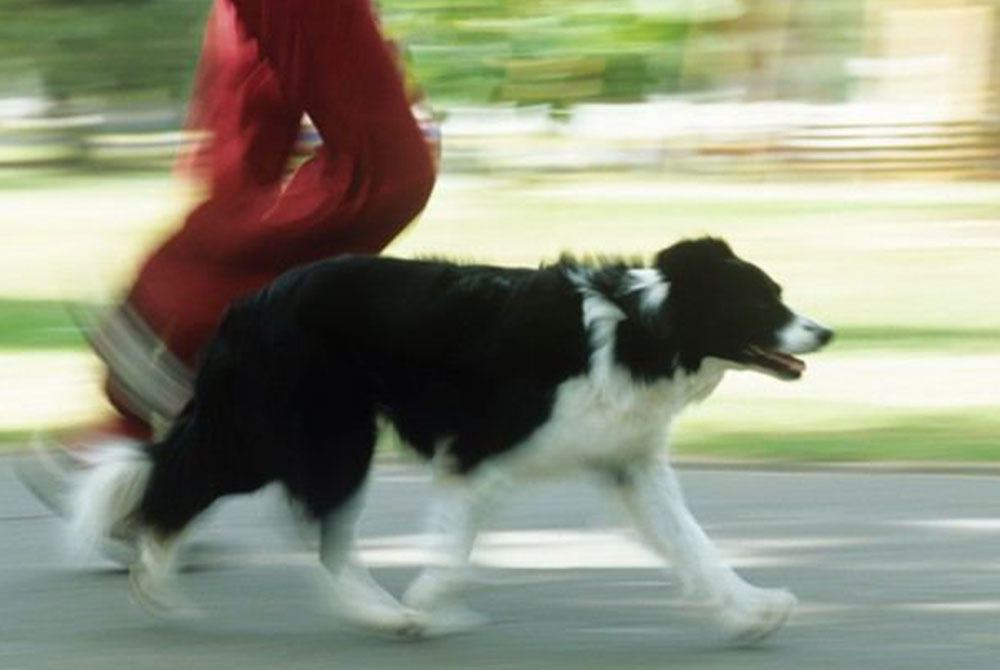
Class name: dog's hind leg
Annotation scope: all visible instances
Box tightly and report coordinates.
[69,436,201,618]
[318,492,424,637]
[402,464,510,636]
[126,454,226,619]
[612,456,796,644]
[125,410,267,619]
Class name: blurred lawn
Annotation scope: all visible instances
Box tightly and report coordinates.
[676,414,1000,462]
[0,170,997,461]
[0,300,85,349]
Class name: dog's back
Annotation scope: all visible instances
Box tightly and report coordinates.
[82,255,588,540]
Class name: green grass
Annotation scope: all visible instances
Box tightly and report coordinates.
[0,167,170,191]
[675,412,1000,462]
[0,300,85,350]
[833,327,1000,353]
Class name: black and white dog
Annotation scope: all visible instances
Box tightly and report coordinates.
[73,237,832,642]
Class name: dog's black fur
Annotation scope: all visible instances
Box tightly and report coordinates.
[137,237,820,536]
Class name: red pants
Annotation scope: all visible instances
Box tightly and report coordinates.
[105,0,435,431]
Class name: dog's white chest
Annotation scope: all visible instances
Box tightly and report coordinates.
[504,362,726,477]
[505,376,678,476]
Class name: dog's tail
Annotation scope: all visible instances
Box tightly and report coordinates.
[70,442,152,561]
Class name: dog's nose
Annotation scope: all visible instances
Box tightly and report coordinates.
[810,324,834,346]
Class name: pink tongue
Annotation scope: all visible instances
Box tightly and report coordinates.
[765,350,805,372]
[776,352,806,372]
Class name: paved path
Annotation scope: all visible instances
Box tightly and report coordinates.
[2,459,999,669]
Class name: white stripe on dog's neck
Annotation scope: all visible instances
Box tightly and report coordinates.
[626,268,670,315]
[572,277,626,393]
[566,266,723,407]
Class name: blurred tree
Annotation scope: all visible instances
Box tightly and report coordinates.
[0,0,866,113]
[0,0,205,114]
[382,0,865,106]
[381,0,697,105]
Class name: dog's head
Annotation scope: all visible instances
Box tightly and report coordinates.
[653,238,833,380]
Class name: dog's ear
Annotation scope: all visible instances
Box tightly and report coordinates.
[654,237,734,280]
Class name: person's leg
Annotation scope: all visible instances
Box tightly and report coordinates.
[192,0,437,269]
[81,0,305,437]
[126,0,436,368]
[180,0,304,198]
[112,0,437,408]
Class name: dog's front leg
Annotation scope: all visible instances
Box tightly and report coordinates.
[402,465,509,635]
[614,457,796,643]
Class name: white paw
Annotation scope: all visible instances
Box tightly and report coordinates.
[128,565,202,620]
[401,573,488,638]
[334,601,428,639]
[326,577,427,639]
[711,586,797,645]
[416,604,490,638]
[401,569,469,612]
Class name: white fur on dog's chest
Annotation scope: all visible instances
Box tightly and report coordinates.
[506,364,724,477]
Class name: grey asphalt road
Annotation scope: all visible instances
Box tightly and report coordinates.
[2,457,999,670]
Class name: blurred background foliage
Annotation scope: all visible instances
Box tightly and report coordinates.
[384,0,866,105]
[0,0,204,112]
[0,0,867,114]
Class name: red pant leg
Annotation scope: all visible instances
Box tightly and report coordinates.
[124,0,435,371]
[180,0,302,198]
[178,0,436,270]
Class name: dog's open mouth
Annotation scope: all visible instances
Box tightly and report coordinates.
[741,345,806,380]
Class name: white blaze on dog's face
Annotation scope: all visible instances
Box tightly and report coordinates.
[654,238,834,381]
[775,313,834,355]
